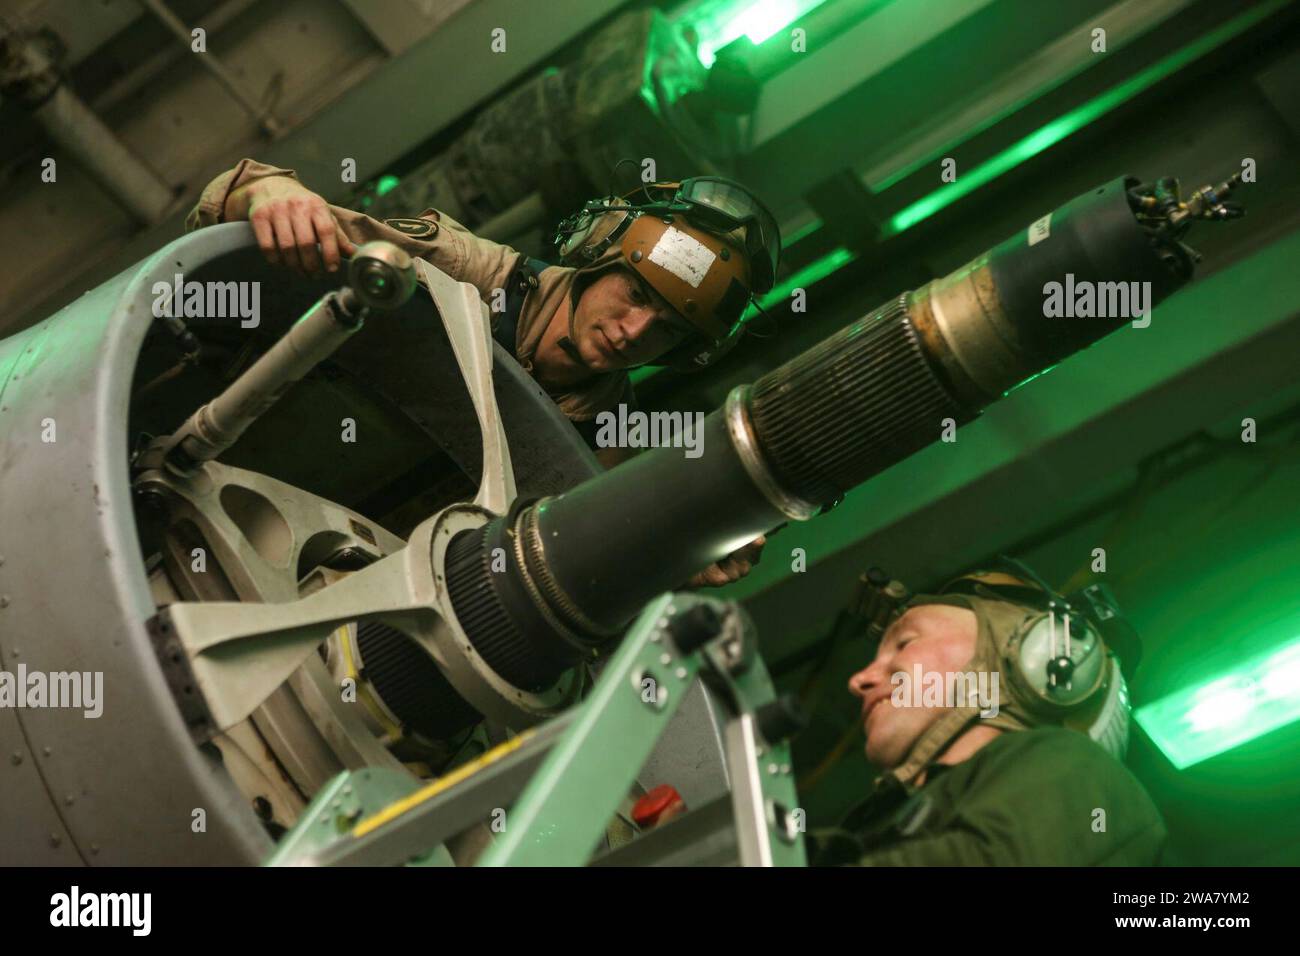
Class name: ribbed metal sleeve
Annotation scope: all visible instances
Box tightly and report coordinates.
[354,620,480,740]
[747,295,968,504]
[444,526,574,691]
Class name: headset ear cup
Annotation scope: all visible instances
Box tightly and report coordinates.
[557,203,633,266]
[1077,657,1131,759]
[1004,611,1109,715]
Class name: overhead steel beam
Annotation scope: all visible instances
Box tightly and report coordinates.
[5,0,629,336]
[748,0,1000,149]
[861,0,1200,193]
[339,0,474,56]
[184,0,629,203]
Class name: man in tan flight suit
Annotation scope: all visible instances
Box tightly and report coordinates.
[187,159,772,587]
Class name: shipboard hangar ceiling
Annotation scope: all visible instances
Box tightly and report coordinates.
[0,0,1298,874]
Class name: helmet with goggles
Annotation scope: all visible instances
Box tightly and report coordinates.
[554,176,781,368]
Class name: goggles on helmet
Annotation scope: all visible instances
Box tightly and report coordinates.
[667,177,781,294]
[555,177,781,295]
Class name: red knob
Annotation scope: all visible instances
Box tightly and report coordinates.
[632,784,685,827]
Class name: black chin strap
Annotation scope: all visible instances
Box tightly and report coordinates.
[556,278,594,369]
[557,335,585,364]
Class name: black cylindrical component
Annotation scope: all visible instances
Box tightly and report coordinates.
[532,411,788,634]
[908,176,1193,407]
[748,294,969,505]
[984,176,1186,372]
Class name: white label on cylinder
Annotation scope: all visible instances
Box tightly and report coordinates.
[1028,213,1052,246]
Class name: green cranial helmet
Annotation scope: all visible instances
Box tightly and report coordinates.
[883,568,1131,793]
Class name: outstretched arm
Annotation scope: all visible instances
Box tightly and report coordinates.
[186,159,521,299]
[186,158,354,274]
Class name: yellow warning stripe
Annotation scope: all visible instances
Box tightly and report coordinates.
[352,727,538,838]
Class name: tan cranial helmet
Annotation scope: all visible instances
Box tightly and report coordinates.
[618,213,754,342]
[555,177,780,368]
[885,570,1131,793]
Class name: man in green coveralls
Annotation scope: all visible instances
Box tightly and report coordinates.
[815,569,1167,866]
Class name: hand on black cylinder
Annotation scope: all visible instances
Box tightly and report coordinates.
[685,535,766,589]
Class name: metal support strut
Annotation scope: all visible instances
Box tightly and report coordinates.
[270,592,807,867]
